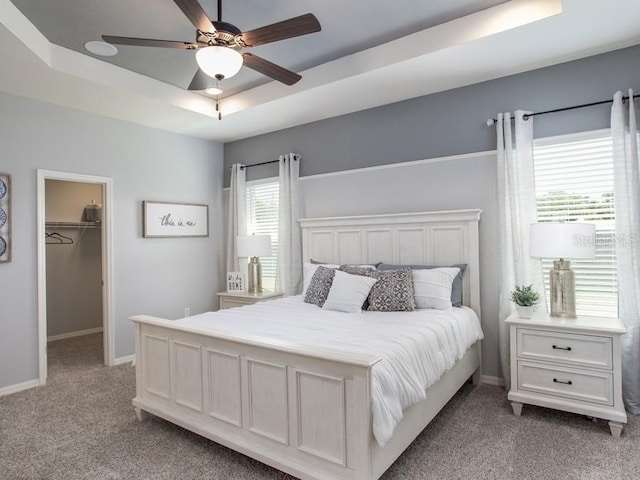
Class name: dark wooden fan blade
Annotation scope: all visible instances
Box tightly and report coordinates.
[102,35,197,50]
[188,68,216,90]
[173,0,216,33]
[239,13,321,47]
[242,53,301,86]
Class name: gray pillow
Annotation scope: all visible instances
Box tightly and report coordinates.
[367,268,416,312]
[303,266,336,307]
[377,263,467,307]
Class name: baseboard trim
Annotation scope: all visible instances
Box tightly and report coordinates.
[48,327,103,343]
[114,354,135,366]
[481,375,505,387]
[0,379,39,397]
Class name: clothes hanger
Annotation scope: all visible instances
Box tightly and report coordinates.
[46,232,74,244]
[45,232,63,244]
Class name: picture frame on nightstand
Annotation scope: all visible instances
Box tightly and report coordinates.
[227,272,245,292]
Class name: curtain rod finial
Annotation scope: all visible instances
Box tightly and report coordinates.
[487,118,495,126]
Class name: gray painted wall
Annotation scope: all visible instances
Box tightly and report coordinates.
[224,44,640,380]
[45,180,103,338]
[224,44,640,185]
[0,92,224,390]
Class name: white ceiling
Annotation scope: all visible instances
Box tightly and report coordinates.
[1,0,640,143]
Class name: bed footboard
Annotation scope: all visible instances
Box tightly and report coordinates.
[131,314,481,480]
[131,314,381,480]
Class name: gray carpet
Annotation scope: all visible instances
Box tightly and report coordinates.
[1,333,638,480]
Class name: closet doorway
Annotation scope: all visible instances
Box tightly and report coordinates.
[36,170,114,385]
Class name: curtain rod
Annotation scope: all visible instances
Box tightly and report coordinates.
[237,154,300,170]
[486,93,640,126]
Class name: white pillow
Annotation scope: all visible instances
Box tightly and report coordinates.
[412,267,460,309]
[302,263,339,295]
[302,262,375,295]
[322,270,378,314]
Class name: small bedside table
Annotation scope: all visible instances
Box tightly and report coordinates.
[217,291,284,310]
[506,311,627,437]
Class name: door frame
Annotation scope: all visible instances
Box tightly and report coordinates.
[36,169,115,384]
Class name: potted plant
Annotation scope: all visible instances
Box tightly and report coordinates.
[510,284,540,319]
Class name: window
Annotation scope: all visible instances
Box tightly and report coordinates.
[533,131,617,317]
[245,180,279,290]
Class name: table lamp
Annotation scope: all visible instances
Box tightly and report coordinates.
[237,234,272,294]
[530,222,595,318]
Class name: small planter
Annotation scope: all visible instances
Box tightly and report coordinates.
[516,305,534,319]
[511,285,540,320]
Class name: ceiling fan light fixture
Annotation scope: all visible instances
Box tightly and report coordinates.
[196,46,243,80]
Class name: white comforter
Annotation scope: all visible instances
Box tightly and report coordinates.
[178,296,483,446]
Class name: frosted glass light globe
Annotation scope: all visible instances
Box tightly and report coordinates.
[196,46,243,79]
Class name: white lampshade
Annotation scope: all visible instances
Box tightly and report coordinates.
[530,222,596,259]
[196,46,243,79]
[237,235,272,258]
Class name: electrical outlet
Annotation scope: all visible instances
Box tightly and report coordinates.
[184,307,190,317]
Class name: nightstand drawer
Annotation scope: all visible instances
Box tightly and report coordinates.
[221,298,253,309]
[218,291,284,310]
[517,361,613,406]
[517,328,612,369]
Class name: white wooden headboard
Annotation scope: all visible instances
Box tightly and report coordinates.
[299,209,482,318]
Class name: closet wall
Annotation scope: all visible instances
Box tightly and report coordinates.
[45,180,103,339]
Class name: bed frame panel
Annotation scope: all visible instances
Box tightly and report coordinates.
[301,209,481,318]
[130,209,482,480]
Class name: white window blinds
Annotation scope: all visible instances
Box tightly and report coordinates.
[246,180,279,290]
[533,131,617,317]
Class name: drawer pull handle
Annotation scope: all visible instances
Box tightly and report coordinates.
[553,378,573,385]
[552,345,572,351]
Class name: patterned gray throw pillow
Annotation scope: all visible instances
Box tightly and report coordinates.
[367,268,416,312]
[339,265,376,277]
[304,266,336,307]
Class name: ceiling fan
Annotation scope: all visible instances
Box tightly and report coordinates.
[102,0,321,91]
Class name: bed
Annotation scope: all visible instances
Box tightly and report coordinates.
[130,209,483,480]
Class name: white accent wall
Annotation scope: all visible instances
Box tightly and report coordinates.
[299,153,499,378]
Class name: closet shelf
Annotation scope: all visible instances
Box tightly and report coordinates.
[45,221,101,229]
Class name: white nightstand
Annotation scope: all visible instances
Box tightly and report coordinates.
[506,311,627,437]
[217,291,284,310]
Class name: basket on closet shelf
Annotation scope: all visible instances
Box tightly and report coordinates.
[84,201,102,224]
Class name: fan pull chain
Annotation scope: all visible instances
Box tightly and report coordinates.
[215,76,222,120]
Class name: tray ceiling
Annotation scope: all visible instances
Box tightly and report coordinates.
[1,0,640,142]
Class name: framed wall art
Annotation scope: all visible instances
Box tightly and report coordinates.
[143,201,209,238]
[226,272,245,292]
[0,173,10,263]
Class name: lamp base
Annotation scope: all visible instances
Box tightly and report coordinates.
[247,256,263,294]
[549,259,576,318]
